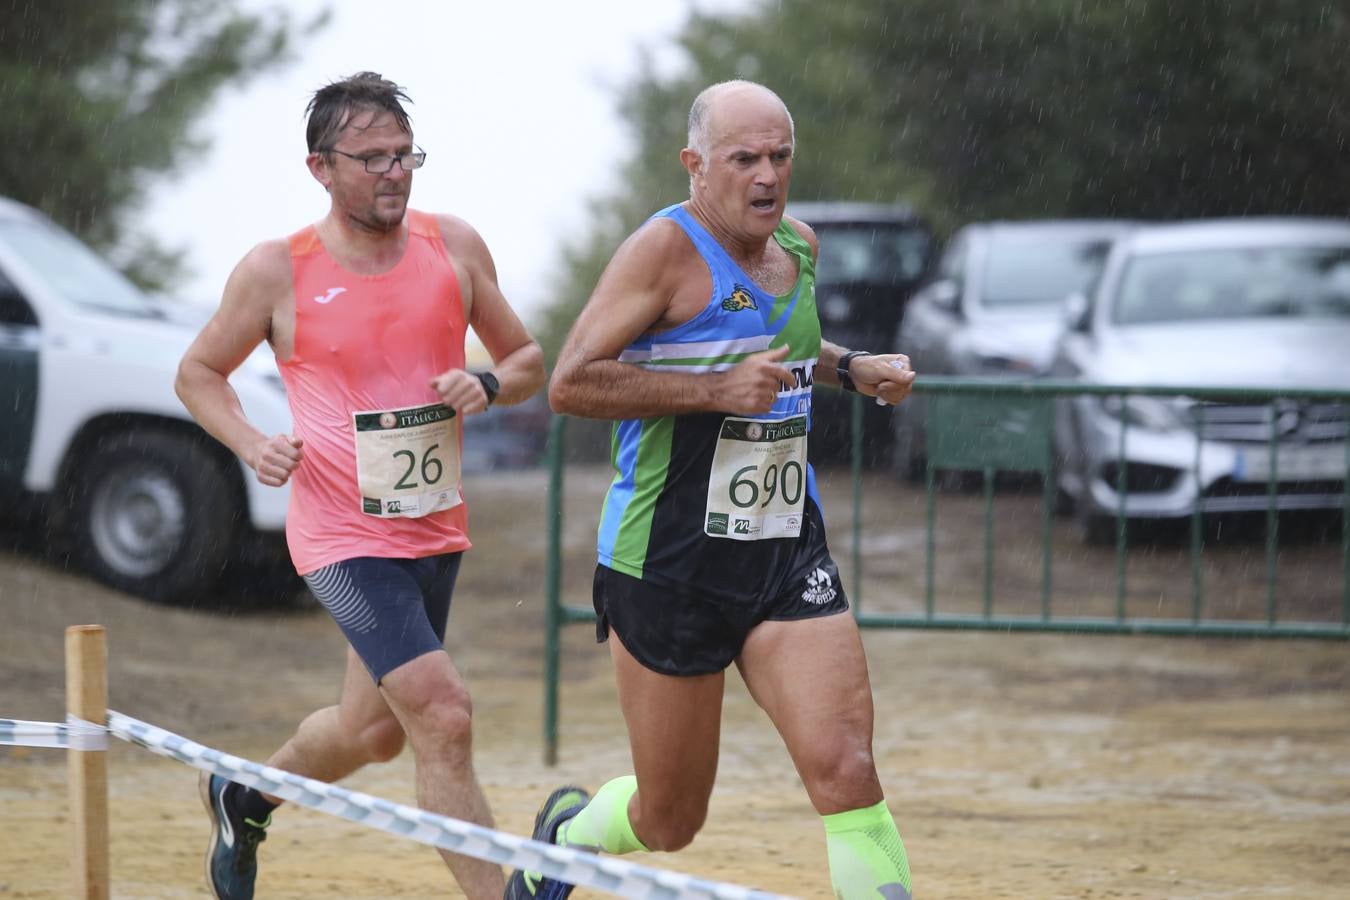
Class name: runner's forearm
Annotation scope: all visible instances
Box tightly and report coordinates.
[816,341,853,389]
[549,359,724,420]
[175,360,271,467]
[484,340,546,407]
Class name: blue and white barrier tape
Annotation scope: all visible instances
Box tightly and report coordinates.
[3,710,792,898]
[0,715,107,750]
[3,711,791,897]
[106,711,792,900]
[2,712,788,895]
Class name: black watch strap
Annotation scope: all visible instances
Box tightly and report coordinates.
[476,371,500,406]
[836,351,872,392]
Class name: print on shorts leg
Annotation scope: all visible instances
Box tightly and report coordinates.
[800,565,839,605]
[305,564,378,634]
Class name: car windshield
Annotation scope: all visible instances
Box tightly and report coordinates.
[981,232,1114,308]
[815,225,930,286]
[1114,245,1350,324]
[0,216,160,318]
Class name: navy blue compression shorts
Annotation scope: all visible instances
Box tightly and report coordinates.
[302,553,462,683]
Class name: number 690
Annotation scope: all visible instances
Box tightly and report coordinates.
[729,460,803,509]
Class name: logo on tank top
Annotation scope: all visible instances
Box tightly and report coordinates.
[720,284,758,312]
[313,286,348,304]
[801,566,837,604]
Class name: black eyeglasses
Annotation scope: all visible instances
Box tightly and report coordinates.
[321,145,426,174]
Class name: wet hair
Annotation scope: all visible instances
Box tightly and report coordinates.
[305,71,413,153]
[686,79,795,162]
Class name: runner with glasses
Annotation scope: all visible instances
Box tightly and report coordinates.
[176,70,544,900]
[321,146,427,173]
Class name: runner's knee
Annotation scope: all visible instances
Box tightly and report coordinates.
[636,795,708,852]
[402,685,475,754]
[355,715,406,763]
[799,742,881,808]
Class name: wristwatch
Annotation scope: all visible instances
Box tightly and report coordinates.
[475,371,500,406]
[836,351,872,393]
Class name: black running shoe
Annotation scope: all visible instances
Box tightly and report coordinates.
[504,785,590,900]
[199,773,270,900]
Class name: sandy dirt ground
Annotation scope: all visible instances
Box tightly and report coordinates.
[2,465,1348,899]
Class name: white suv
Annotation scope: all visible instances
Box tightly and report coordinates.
[0,196,292,601]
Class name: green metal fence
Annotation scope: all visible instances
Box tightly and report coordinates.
[541,380,1350,763]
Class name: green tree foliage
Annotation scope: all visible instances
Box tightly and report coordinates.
[0,0,328,291]
[541,0,1350,356]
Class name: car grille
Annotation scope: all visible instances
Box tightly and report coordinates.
[1185,401,1349,444]
[1099,461,1182,494]
[1204,477,1346,498]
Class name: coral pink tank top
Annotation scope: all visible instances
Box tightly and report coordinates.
[279,210,471,574]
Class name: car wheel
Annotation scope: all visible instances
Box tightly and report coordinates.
[1078,504,1117,546]
[1075,457,1117,546]
[1047,450,1076,518]
[72,431,235,602]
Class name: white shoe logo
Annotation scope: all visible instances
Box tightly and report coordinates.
[217,785,235,848]
[313,286,347,304]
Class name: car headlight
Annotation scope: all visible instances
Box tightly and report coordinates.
[952,335,1041,376]
[1097,395,1186,431]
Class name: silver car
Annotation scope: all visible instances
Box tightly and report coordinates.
[1051,218,1350,541]
[893,220,1131,477]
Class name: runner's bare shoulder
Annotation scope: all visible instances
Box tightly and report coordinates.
[780,214,820,259]
[432,213,491,263]
[224,238,293,307]
[603,215,701,289]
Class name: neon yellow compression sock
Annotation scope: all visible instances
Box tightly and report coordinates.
[822,799,913,899]
[557,775,649,855]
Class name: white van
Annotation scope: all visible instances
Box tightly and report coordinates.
[0,197,292,601]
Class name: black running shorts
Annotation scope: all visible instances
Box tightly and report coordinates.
[592,559,850,676]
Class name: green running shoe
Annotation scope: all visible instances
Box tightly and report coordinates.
[505,785,590,899]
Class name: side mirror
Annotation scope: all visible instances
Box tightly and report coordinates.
[1062,291,1090,332]
[929,279,960,311]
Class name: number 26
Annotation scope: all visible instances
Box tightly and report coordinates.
[393,444,443,490]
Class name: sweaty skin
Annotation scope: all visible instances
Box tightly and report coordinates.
[178,110,544,489]
[550,85,913,423]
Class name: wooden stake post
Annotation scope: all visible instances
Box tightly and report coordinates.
[66,624,109,900]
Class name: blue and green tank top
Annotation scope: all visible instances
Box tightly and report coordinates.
[597,204,836,599]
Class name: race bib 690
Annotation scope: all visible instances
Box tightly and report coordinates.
[704,414,808,541]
